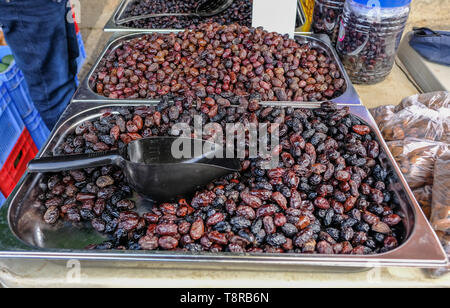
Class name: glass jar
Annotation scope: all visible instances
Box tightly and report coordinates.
[311,0,346,45]
[336,0,411,84]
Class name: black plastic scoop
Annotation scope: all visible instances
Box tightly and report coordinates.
[28,137,240,202]
[116,0,234,25]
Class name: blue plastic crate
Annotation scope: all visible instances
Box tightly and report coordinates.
[0,81,25,166]
[76,32,86,74]
[23,107,50,150]
[0,45,35,119]
[0,190,5,208]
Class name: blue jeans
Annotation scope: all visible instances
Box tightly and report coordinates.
[0,0,78,129]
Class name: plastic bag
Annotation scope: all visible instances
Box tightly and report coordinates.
[370,91,450,143]
[428,152,450,277]
[396,91,450,111]
[383,106,446,142]
[372,92,450,277]
[412,185,433,219]
[431,152,450,247]
[387,139,448,189]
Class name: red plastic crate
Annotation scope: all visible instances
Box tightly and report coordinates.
[0,128,38,197]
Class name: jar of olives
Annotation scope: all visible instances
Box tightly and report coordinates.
[311,0,346,45]
[336,0,411,84]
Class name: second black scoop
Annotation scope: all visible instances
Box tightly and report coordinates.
[28,137,240,202]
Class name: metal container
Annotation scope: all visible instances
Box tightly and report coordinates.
[0,101,447,272]
[104,0,305,33]
[72,31,361,105]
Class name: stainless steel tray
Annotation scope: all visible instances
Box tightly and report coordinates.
[0,101,446,271]
[104,0,304,33]
[72,31,361,105]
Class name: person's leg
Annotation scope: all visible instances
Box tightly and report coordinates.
[0,0,79,129]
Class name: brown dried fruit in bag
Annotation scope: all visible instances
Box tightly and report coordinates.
[430,152,450,248]
[370,92,449,143]
[412,186,433,219]
[387,139,447,189]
